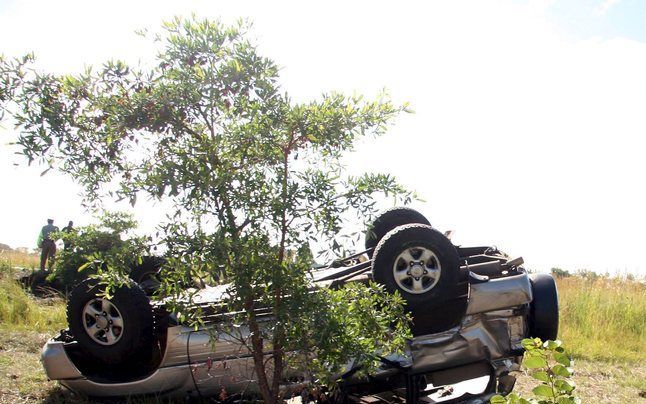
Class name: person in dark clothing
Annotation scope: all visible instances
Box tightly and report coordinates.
[38,219,59,271]
[62,220,74,250]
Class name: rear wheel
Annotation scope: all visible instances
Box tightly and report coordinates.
[67,279,154,365]
[372,224,466,334]
[529,274,559,341]
[372,224,459,306]
[365,207,430,255]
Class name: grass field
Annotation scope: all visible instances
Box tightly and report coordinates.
[0,249,39,269]
[0,252,644,402]
[557,275,645,363]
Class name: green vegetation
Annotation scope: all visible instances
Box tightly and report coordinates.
[50,211,148,291]
[557,275,645,362]
[492,338,579,404]
[0,261,65,333]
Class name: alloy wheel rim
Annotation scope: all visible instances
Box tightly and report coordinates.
[392,246,441,294]
[82,298,124,346]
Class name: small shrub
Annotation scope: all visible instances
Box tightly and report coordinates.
[490,338,579,404]
[48,212,150,290]
[575,269,599,281]
[550,267,570,278]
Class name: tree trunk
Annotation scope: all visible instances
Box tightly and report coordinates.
[246,296,276,403]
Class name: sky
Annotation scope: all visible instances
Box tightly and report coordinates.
[1,0,645,275]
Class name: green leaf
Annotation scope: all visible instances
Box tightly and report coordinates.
[554,352,571,367]
[489,395,506,404]
[552,364,572,377]
[524,356,547,369]
[531,371,550,382]
[532,385,554,398]
[554,379,575,393]
[544,339,562,350]
[522,337,541,350]
[77,261,92,272]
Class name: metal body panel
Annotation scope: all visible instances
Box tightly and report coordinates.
[40,341,83,380]
[159,326,245,368]
[409,312,526,374]
[466,274,532,314]
[60,366,192,398]
[42,327,259,398]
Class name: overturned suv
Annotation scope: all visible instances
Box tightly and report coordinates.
[41,208,559,403]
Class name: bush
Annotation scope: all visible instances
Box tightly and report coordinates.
[490,338,579,404]
[575,269,599,281]
[48,212,150,290]
[550,267,570,278]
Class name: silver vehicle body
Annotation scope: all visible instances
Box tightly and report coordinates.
[42,266,536,402]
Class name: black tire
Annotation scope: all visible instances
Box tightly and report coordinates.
[372,224,459,307]
[365,207,431,256]
[129,256,165,294]
[529,274,559,341]
[67,278,154,365]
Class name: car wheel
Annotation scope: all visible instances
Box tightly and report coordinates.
[67,278,154,365]
[365,207,430,256]
[529,274,559,341]
[129,256,165,295]
[372,224,459,307]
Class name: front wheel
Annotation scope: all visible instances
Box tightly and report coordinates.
[67,279,154,365]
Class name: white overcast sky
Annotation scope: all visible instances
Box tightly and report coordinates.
[1,0,645,275]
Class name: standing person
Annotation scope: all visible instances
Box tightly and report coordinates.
[38,219,59,271]
[62,220,74,250]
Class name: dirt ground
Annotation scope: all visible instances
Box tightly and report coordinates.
[514,358,646,403]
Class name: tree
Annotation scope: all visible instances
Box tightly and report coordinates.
[1,17,413,402]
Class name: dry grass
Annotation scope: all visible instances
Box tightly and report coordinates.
[0,267,66,333]
[0,249,39,269]
[556,275,645,362]
[0,330,71,403]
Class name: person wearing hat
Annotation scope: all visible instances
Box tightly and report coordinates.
[37,219,59,271]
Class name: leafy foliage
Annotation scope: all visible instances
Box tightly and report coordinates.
[308,283,411,385]
[49,212,149,292]
[2,16,413,402]
[490,338,579,404]
[0,53,34,121]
